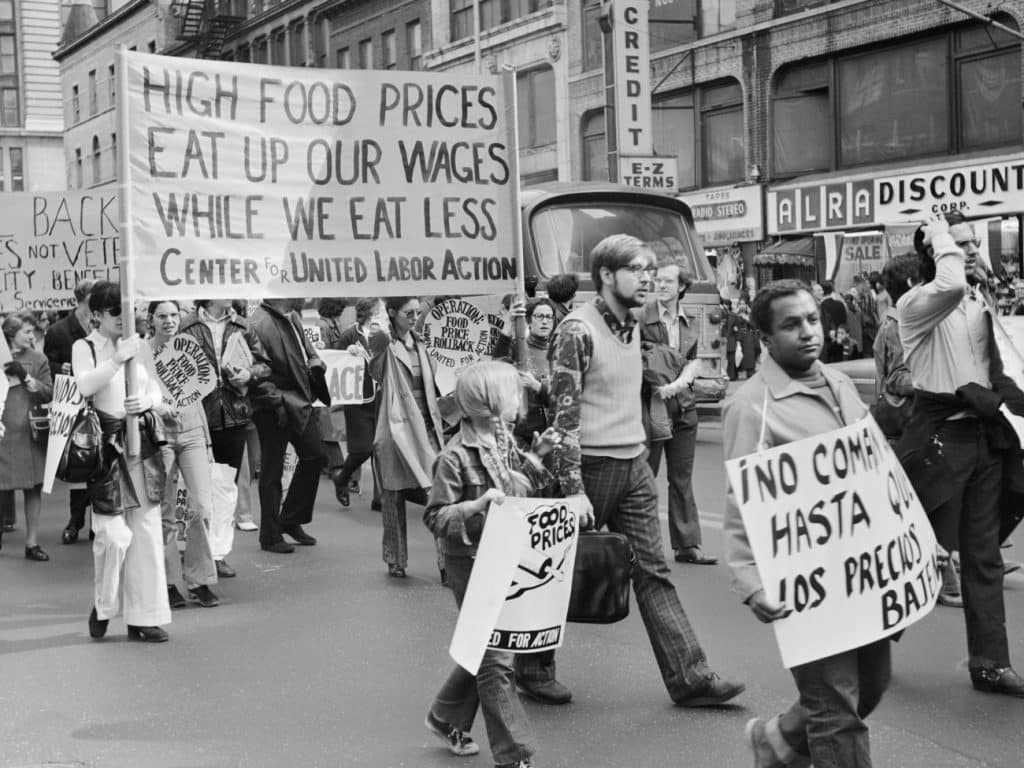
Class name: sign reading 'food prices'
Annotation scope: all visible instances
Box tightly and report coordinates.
[421,298,492,395]
[0,191,120,313]
[724,416,940,668]
[124,51,519,300]
[154,334,217,409]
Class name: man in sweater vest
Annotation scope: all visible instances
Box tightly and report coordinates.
[547,233,745,707]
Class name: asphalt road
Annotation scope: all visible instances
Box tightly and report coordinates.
[1,423,1023,768]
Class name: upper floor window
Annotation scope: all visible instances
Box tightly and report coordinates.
[582,3,602,71]
[358,38,373,69]
[108,64,116,108]
[452,0,554,42]
[336,47,350,69]
[382,30,396,70]
[92,135,102,184]
[407,21,422,70]
[8,147,22,191]
[254,38,268,64]
[650,0,696,52]
[272,30,286,64]
[0,33,14,75]
[290,23,305,66]
[0,1,12,21]
[88,69,98,115]
[517,67,556,148]
[110,133,117,178]
[451,0,473,43]
[75,148,83,188]
[701,0,736,36]
[581,109,609,182]
[147,40,156,54]
[72,85,80,123]
[0,86,17,126]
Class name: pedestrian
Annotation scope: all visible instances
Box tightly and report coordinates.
[423,361,547,768]
[0,313,53,561]
[819,281,847,342]
[842,289,864,354]
[180,299,272,573]
[148,301,220,609]
[330,297,383,509]
[735,299,761,377]
[640,256,716,565]
[897,213,1024,697]
[545,273,578,327]
[547,233,744,707]
[75,280,171,643]
[44,278,96,546]
[249,299,327,554]
[316,297,348,480]
[855,274,879,356]
[727,280,891,768]
[369,296,448,579]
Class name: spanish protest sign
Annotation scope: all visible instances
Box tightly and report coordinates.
[450,496,581,675]
[422,298,493,395]
[0,191,120,313]
[154,334,217,409]
[319,349,373,406]
[42,374,85,493]
[122,50,519,300]
[724,415,940,668]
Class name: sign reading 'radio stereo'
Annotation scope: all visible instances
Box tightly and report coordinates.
[768,156,1024,235]
[678,185,763,246]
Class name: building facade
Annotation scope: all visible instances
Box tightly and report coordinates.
[1,0,64,192]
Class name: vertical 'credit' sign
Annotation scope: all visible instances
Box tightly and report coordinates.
[604,0,653,178]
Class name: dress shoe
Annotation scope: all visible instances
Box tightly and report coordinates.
[517,678,572,705]
[261,541,295,554]
[61,524,80,545]
[674,672,745,707]
[215,559,237,578]
[675,546,718,565]
[24,545,50,562]
[188,585,220,608]
[387,563,406,578]
[332,472,350,507]
[235,520,258,532]
[167,585,187,609]
[283,525,317,546]
[970,665,1024,697]
[127,625,169,643]
[88,606,108,639]
[371,500,382,512]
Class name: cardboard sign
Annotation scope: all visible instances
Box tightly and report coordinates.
[421,298,492,395]
[0,190,120,313]
[123,51,519,300]
[303,324,324,350]
[724,416,941,668]
[0,374,9,422]
[42,374,85,494]
[154,334,217,409]
[318,349,373,406]
[450,496,580,675]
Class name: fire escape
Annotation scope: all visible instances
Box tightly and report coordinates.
[171,0,246,59]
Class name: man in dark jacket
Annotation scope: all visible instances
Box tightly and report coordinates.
[43,278,95,545]
[249,299,327,553]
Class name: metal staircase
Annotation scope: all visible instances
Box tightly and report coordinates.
[171,0,246,59]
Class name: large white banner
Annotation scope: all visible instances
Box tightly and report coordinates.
[123,51,519,300]
[0,191,120,312]
[724,416,941,668]
[450,496,581,675]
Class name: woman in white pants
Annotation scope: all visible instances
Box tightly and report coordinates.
[73,281,171,643]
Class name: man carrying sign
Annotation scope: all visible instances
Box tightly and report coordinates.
[723,280,888,768]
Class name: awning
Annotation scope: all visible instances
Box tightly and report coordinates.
[754,236,817,266]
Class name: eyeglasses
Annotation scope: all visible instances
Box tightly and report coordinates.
[531,313,554,321]
[619,264,658,277]
[103,305,122,317]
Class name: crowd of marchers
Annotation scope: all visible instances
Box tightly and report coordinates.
[1,214,1023,768]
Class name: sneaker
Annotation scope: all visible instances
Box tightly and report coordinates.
[425,710,480,756]
[167,585,187,609]
[188,585,220,608]
[744,718,784,768]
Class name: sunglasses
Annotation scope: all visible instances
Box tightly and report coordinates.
[102,305,122,317]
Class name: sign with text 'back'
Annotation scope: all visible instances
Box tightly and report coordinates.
[724,416,940,668]
[123,51,519,300]
[0,191,120,313]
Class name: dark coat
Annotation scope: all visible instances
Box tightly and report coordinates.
[334,324,378,455]
[179,313,272,432]
[43,311,89,378]
[249,303,321,434]
[637,300,698,419]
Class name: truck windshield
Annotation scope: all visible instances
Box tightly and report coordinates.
[529,202,710,282]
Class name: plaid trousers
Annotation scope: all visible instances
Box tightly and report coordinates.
[582,453,712,701]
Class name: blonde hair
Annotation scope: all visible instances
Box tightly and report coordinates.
[455,361,521,421]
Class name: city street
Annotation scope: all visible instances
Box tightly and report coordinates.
[2,422,1024,768]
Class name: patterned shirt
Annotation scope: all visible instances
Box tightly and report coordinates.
[547,296,638,495]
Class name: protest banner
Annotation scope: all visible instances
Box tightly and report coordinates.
[0,190,120,313]
[154,334,217,409]
[42,374,85,493]
[450,496,581,675]
[319,349,373,406]
[724,415,940,668]
[422,298,493,394]
[122,50,520,300]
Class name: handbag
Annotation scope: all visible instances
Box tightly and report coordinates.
[28,403,50,442]
[567,531,635,624]
[56,400,103,484]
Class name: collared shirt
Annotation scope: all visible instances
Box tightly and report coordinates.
[656,300,690,351]
[548,296,638,495]
[722,354,867,601]
[897,233,990,394]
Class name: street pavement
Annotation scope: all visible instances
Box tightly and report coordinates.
[2,424,1024,768]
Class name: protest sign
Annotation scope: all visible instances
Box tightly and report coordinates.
[42,374,85,493]
[724,415,940,668]
[0,374,9,423]
[422,298,493,395]
[320,349,373,406]
[0,332,11,364]
[154,334,217,409]
[0,190,120,313]
[303,324,324,350]
[450,496,580,675]
[123,51,519,300]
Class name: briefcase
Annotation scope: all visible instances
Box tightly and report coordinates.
[567,531,635,624]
